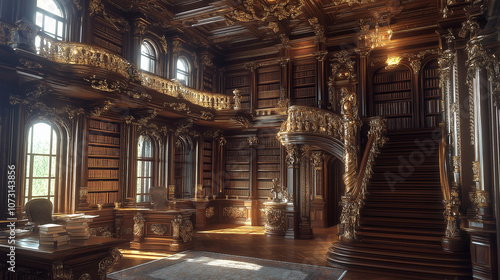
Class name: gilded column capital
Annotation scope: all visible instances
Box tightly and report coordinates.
[310,151,325,169]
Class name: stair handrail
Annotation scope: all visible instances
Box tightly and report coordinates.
[339,117,387,240]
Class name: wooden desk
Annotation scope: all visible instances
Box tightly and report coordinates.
[0,236,126,280]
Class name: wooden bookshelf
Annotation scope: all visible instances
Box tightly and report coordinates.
[225,72,251,112]
[201,139,214,196]
[422,60,441,127]
[292,59,317,107]
[224,137,250,198]
[174,144,185,198]
[256,66,280,109]
[372,65,413,130]
[256,135,281,199]
[203,73,213,93]
[86,118,121,206]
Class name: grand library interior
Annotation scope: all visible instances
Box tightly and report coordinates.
[0,0,499,279]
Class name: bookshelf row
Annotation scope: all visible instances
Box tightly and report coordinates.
[423,78,440,88]
[373,82,411,93]
[386,117,413,130]
[373,71,411,83]
[89,120,120,132]
[88,134,120,145]
[87,180,119,191]
[293,77,316,86]
[257,163,280,171]
[88,146,120,156]
[257,70,280,83]
[425,99,441,114]
[226,75,250,87]
[88,169,119,178]
[424,89,441,98]
[203,74,213,92]
[224,189,249,197]
[88,158,119,168]
[425,115,441,128]
[423,68,438,77]
[374,91,411,101]
[87,191,119,205]
[374,101,411,116]
[226,164,250,171]
[293,87,317,98]
[257,99,278,109]
[226,180,250,188]
[293,69,316,78]
[295,98,317,107]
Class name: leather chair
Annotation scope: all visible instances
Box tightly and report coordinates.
[24,198,54,225]
[149,186,169,210]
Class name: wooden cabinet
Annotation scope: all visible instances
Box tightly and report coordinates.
[86,118,121,206]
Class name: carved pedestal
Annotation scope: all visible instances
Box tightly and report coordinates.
[191,199,209,229]
[263,202,287,236]
[130,209,193,252]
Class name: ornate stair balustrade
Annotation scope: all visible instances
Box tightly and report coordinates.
[34,34,232,110]
[277,88,387,240]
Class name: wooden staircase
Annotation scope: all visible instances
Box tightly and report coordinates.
[327,129,471,279]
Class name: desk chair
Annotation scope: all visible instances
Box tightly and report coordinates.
[149,186,169,210]
[24,198,54,225]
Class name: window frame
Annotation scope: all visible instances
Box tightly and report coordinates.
[23,120,62,211]
[176,57,190,86]
[140,40,157,73]
[136,134,155,203]
[35,0,67,41]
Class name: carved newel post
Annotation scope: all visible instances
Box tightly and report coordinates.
[338,87,361,241]
[263,178,287,236]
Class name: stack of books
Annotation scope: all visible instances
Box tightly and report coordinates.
[64,214,96,240]
[38,224,69,247]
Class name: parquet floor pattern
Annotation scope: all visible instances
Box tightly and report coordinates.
[110,224,393,279]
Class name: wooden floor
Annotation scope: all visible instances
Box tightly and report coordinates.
[110,224,396,279]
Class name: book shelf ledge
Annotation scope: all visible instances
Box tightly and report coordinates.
[88,155,120,159]
[88,128,120,135]
[88,143,120,148]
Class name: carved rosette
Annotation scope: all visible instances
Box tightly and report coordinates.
[223,207,247,218]
[98,248,122,280]
[133,213,145,238]
[171,214,182,239]
[150,224,167,236]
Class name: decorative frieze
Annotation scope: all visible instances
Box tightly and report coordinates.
[223,207,247,219]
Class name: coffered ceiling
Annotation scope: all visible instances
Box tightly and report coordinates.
[104,0,446,54]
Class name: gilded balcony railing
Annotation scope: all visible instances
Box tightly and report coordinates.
[35,35,232,110]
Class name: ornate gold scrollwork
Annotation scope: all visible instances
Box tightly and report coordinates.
[98,248,122,280]
[206,207,215,218]
[171,214,182,239]
[150,224,167,236]
[133,213,145,238]
[223,207,247,219]
[285,144,299,167]
[78,273,91,280]
[52,261,73,280]
[263,206,287,232]
[0,21,14,45]
[89,0,129,31]
[180,220,193,242]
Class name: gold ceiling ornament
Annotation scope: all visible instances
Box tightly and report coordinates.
[332,0,374,6]
[226,0,305,23]
[358,10,393,50]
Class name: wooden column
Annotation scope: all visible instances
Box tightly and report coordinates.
[285,144,300,239]
[311,151,326,228]
[298,146,313,239]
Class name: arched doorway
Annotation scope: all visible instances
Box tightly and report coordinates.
[325,155,344,227]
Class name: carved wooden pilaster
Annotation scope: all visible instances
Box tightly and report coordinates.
[285,144,300,238]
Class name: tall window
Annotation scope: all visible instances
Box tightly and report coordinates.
[176,57,190,86]
[25,122,59,205]
[140,40,157,73]
[35,0,66,40]
[137,135,153,202]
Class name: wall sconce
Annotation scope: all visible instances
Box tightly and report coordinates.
[385,56,401,70]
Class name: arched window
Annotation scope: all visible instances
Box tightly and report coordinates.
[176,57,190,86]
[140,40,157,73]
[24,122,60,205]
[35,0,66,40]
[137,134,153,202]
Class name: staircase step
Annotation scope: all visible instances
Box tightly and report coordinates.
[358,226,444,236]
